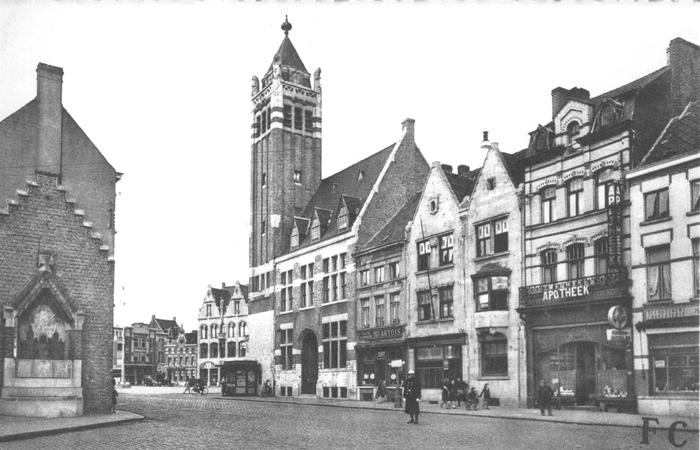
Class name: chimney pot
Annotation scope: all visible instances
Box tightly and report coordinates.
[457,165,470,176]
[441,164,453,174]
[402,118,415,138]
[222,282,225,288]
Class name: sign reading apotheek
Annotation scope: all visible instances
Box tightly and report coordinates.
[358,325,405,341]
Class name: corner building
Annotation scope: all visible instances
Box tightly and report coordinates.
[248,20,428,399]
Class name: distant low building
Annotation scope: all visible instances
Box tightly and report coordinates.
[165,330,198,385]
[113,327,125,382]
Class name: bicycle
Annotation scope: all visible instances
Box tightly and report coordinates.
[191,386,208,395]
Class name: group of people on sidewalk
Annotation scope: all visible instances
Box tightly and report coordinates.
[439,377,491,411]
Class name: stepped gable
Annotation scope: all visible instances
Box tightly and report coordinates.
[641,100,700,166]
[362,191,422,251]
[289,144,395,252]
[0,174,113,259]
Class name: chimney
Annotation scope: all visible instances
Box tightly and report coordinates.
[221,282,225,288]
[551,87,590,118]
[668,38,700,116]
[402,118,415,144]
[441,164,453,174]
[457,165,470,177]
[481,131,491,151]
[36,63,64,176]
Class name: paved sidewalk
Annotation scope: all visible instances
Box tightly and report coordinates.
[215,394,699,431]
[0,410,144,442]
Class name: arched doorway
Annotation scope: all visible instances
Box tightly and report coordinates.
[301,330,318,395]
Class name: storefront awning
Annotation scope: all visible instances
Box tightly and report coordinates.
[217,360,259,368]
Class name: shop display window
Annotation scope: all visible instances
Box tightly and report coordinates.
[652,347,699,394]
[415,344,462,388]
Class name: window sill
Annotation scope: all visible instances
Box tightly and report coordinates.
[475,309,509,314]
[416,317,454,325]
[279,310,293,316]
[640,216,672,226]
[474,251,510,263]
[298,305,315,312]
[686,210,700,217]
[358,277,406,290]
[416,264,454,276]
[527,208,605,230]
[321,299,348,307]
[477,376,509,381]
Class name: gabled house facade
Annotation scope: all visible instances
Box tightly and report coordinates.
[464,136,527,407]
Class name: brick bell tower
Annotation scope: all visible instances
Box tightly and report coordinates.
[250,17,322,271]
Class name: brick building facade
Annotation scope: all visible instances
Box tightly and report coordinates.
[0,63,118,416]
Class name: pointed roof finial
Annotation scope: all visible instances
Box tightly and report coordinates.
[281,15,292,36]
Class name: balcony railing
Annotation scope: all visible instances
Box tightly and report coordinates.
[519,270,628,308]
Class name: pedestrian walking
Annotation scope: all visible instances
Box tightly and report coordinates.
[183,378,193,394]
[479,383,491,410]
[456,377,466,407]
[198,378,206,396]
[466,387,479,411]
[440,377,449,408]
[375,379,386,404]
[403,370,421,424]
[111,379,118,414]
[537,379,554,416]
[448,378,458,409]
[221,378,227,396]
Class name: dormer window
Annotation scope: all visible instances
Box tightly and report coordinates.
[311,218,320,241]
[293,170,302,185]
[290,227,299,249]
[566,121,580,146]
[338,205,348,230]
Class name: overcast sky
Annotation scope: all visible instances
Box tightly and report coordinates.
[1,2,698,330]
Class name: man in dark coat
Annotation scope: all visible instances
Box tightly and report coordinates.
[537,379,554,416]
[403,370,422,424]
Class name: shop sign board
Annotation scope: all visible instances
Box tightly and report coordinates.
[643,303,700,321]
[606,328,631,343]
[607,182,623,269]
[607,305,628,329]
[390,359,404,368]
[358,325,405,341]
[520,271,627,307]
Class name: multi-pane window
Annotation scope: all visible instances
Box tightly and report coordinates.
[283,104,292,128]
[234,300,241,315]
[692,180,700,212]
[201,325,208,339]
[475,276,509,311]
[438,286,453,318]
[280,269,293,312]
[361,298,370,328]
[567,244,585,279]
[238,341,246,357]
[389,262,399,279]
[239,322,247,337]
[261,110,267,135]
[693,239,700,299]
[338,205,348,229]
[322,321,347,369]
[390,292,400,324]
[417,291,432,321]
[374,266,385,283]
[290,227,299,249]
[311,218,320,240]
[280,329,293,370]
[594,238,608,275]
[255,115,261,138]
[300,263,314,308]
[294,106,303,130]
[360,270,370,286]
[644,189,669,221]
[417,240,431,271]
[439,234,454,265]
[210,342,218,359]
[323,277,330,303]
[596,168,614,209]
[541,186,556,224]
[480,332,508,376]
[567,178,583,217]
[541,249,558,283]
[375,296,385,327]
[477,217,509,257]
[227,341,236,358]
[646,246,671,301]
[304,110,313,133]
[323,254,346,303]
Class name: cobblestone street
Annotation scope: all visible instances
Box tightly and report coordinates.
[4,393,698,449]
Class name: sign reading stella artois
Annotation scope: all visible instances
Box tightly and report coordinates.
[607,182,623,269]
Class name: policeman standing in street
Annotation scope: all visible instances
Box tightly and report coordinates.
[403,369,422,424]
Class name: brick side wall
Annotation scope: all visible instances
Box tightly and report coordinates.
[0,174,114,414]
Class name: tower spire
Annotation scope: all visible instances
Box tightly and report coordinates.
[281,15,292,36]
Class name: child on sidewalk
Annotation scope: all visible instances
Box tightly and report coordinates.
[111,379,118,414]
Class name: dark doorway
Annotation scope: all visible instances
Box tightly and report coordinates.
[576,342,596,403]
[301,330,318,394]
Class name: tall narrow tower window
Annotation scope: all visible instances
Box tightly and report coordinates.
[293,170,302,185]
[283,104,292,128]
[294,107,303,130]
[261,110,268,134]
[304,110,313,133]
[261,173,267,187]
[266,107,272,131]
[255,115,261,138]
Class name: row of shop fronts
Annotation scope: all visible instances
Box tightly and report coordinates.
[198,360,261,396]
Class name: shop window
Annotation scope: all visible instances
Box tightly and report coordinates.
[594,238,608,275]
[475,276,509,311]
[283,104,292,128]
[417,240,431,271]
[280,329,293,370]
[541,249,558,284]
[389,262,399,279]
[438,286,453,318]
[305,110,313,133]
[644,189,669,221]
[692,180,700,212]
[646,246,671,301]
[652,347,699,394]
[360,298,370,328]
[390,292,400,324]
[417,290,432,321]
[567,178,583,217]
[479,332,508,376]
[415,345,462,389]
[375,295,385,327]
[294,106,303,130]
[566,244,585,280]
[227,341,236,358]
[596,168,614,210]
[541,186,556,224]
[439,234,454,265]
[374,266,385,283]
[693,239,700,299]
[322,321,347,369]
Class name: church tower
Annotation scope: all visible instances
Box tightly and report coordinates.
[250,17,322,271]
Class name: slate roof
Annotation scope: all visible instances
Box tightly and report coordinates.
[268,36,308,73]
[154,318,179,333]
[210,287,232,307]
[291,144,395,251]
[362,192,422,251]
[500,148,528,187]
[185,331,197,345]
[590,66,668,104]
[641,101,700,166]
[444,169,479,203]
